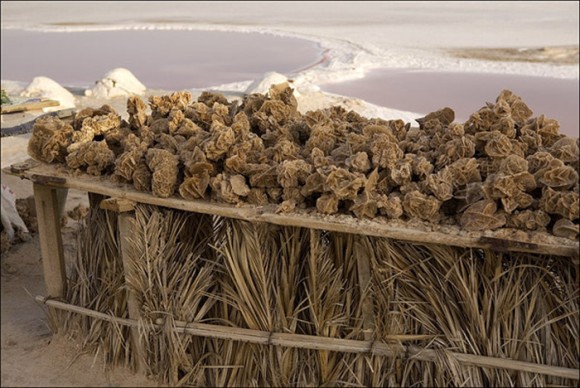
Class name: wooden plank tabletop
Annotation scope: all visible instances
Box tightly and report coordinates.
[4,159,578,257]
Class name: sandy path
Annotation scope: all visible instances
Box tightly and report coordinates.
[0,172,160,387]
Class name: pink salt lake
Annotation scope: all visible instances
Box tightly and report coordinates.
[0,29,322,89]
[322,69,578,137]
[1,29,577,137]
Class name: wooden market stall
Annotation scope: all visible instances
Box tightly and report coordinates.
[4,159,579,386]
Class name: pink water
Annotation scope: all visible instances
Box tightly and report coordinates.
[2,29,578,138]
[322,69,579,137]
[1,29,323,90]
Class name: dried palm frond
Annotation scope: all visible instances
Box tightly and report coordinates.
[55,198,578,387]
[126,205,217,385]
[62,201,129,367]
[368,239,579,386]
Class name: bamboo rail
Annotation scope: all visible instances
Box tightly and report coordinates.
[35,296,580,381]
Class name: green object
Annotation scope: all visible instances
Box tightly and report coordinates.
[1,89,11,105]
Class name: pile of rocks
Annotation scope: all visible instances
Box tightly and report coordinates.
[27,85,579,239]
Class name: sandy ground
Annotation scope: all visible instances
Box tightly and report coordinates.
[0,172,161,387]
[0,85,148,386]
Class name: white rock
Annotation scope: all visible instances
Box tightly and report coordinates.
[1,183,29,241]
[20,76,76,111]
[245,72,292,95]
[1,80,26,96]
[85,68,146,99]
[295,83,320,94]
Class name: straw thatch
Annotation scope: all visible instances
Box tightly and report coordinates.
[49,199,578,387]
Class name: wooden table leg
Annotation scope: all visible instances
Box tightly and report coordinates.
[88,192,106,209]
[56,187,68,220]
[33,183,67,299]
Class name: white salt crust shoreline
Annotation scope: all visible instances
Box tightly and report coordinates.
[2,23,578,85]
[2,0,579,85]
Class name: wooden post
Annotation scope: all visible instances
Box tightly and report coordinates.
[33,183,67,299]
[354,237,376,386]
[355,238,375,341]
[100,198,146,373]
[56,188,68,218]
[88,192,106,209]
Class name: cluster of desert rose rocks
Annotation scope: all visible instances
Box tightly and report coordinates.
[28,84,579,240]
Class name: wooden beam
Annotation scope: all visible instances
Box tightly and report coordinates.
[56,188,68,222]
[1,99,60,114]
[6,162,578,257]
[35,296,580,381]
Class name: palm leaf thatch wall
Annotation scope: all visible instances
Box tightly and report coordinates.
[55,201,578,387]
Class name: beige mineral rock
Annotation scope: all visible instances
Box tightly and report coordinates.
[403,191,441,221]
[28,116,74,163]
[552,218,579,240]
[25,86,579,240]
[146,148,178,198]
[66,140,115,176]
[460,199,507,231]
[316,193,339,215]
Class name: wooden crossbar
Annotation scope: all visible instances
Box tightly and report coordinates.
[35,296,580,381]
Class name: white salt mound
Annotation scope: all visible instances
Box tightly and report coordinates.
[245,72,295,95]
[85,68,146,99]
[1,80,26,96]
[20,76,76,111]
